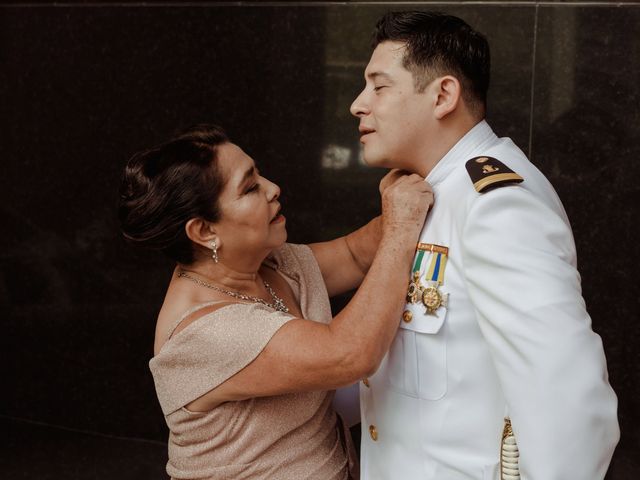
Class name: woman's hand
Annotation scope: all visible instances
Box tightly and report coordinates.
[378,168,408,195]
[381,172,434,234]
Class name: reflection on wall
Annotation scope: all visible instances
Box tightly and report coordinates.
[321,144,352,169]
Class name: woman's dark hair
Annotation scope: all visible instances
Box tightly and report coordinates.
[373,11,490,117]
[118,124,229,264]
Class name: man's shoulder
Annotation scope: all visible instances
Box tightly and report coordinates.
[434,139,555,223]
[439,140,529,199]
[451,137,553,198]
[464,155,524,194]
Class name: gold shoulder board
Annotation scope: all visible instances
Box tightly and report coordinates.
[465,156,523,193]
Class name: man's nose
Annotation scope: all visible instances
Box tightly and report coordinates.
[350,89,369,118]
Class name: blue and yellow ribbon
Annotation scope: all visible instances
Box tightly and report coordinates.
[417,243,448,285]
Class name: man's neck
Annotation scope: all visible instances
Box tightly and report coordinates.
[415,117,482,177]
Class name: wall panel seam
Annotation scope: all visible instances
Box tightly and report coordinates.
[528,3,538,160]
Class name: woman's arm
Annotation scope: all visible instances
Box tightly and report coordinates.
[187,174,432,411]
[309,216,382,297]
[309,169,407,297]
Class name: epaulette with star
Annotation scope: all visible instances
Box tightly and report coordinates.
[465,156,523,193]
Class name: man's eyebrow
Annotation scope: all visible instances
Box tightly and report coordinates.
[366,71,393,82]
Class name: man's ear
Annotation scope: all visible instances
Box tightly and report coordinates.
[185,218,221,251]
[433,75,461,120]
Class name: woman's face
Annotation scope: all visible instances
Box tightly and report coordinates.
[212,143,287,258]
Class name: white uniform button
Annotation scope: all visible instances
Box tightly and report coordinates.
[369,424,378,441]
[402,310,413,323]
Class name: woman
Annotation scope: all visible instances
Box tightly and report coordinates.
[118,124,432,480]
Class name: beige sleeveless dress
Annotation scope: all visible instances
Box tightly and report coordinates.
[149,243,359,480]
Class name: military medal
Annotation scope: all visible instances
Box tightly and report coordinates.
[407,271,422,304]
[406,250,426,304]
[406,244,449,315]
[422,282,447,314]
[421,246,449,315]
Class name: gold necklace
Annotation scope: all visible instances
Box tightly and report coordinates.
[177,270,289,313]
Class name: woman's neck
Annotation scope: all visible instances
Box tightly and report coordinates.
[178,254,269,294]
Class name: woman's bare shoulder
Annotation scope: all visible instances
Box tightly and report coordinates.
[153,284,238,355]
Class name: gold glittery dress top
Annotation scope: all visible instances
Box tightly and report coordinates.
[149,244,358,480]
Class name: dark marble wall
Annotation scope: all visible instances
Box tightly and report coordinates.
[2,2,638,479]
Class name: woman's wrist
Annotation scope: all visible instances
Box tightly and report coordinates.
[377,230,420,264]
[381,223,423,245]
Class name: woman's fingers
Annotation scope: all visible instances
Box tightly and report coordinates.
[381,175,433,231]
[379,168,410,195]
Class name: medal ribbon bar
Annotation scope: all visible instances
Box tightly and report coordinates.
[417,243,449,255]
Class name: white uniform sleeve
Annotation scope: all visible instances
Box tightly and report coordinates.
[461,185,619,480]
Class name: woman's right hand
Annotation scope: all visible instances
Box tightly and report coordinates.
[380,170,434,235]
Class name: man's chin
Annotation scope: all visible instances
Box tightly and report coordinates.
[362,152,395,169]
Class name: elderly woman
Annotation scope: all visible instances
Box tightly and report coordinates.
[118,124,432,480]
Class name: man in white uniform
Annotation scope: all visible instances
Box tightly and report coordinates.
[350,11,619,480]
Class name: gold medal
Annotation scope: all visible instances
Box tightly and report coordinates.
[422,285,442,313]
[421,282,448,315]
[406,271,422,304]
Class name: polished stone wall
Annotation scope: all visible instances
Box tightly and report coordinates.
[2,2,638,479]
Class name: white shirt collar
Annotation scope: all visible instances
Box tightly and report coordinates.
[426,120,497,186]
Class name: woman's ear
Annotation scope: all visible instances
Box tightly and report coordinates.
[433,75,461,120]
[185,218,221,251]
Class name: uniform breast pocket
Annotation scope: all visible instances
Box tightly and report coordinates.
[386,304,448,400]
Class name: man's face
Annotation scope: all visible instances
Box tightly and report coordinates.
[351,41,434,171]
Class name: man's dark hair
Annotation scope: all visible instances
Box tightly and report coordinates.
[373,11,490,117]
[118,124,228,264]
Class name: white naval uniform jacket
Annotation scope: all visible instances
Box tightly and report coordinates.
[359,121,619,480]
